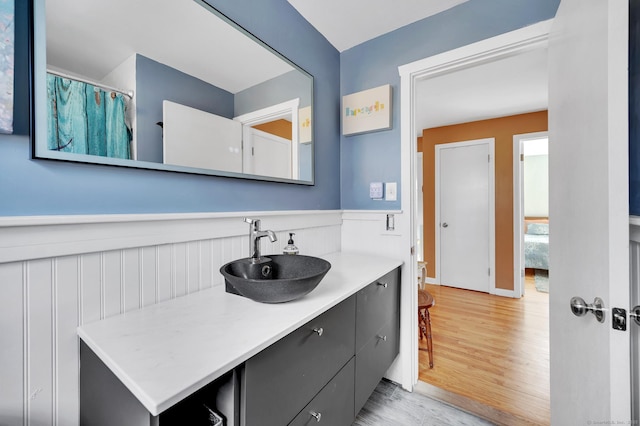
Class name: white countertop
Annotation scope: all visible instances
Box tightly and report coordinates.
[77,252,402,416]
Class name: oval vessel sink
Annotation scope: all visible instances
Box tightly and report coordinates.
[220,255,331,303]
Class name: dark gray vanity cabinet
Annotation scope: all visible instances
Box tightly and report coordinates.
[240,295,356,426]
[240,267,401,426]
[80,266,401,426]
[354,268,401,415]
[288,358,355,426]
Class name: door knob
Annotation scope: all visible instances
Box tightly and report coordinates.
[570,296,606,323]
[442,222,449,228]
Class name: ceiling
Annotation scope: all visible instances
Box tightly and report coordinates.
[415,47,549,132]
[46,0,294,94]
[286,0,470,52]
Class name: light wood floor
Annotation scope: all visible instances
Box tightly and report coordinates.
[418,272,549,425]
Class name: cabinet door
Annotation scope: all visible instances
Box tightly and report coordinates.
[355,268,400,352]
[288,358,355,426]
[242,296,356,426]
[354,319,400,416]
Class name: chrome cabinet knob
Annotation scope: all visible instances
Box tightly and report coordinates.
[377,335,387,342]
[442,222,449,228]
[310,411,322,422]
[312,327,323,336]
[377,282,388,288]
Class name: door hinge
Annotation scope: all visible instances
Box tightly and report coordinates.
[410,246,415,255]
[488,154,490,163]
[520,153,524,161]
[252,147,255,156]
[488,268,491,276]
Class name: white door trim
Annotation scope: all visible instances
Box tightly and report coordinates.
[234,98,301,179]
[435,138,496,294]
[399,19,552,389]
[513,131,549,297]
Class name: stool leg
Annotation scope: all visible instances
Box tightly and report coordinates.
[419,309,427,340]
[426,308,433,368]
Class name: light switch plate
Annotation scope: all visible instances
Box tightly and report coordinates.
[370,182,383,199]
[385,182,397,201]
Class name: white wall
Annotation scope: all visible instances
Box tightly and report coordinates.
[0,211,342,425]
[101,54,137,159]
[524,154,549,217]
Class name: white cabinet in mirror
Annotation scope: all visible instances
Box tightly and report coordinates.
[32,0,314,184]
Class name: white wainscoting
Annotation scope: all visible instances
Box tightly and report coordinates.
[0,210,342,426]
[341,210,412,389]
[341,210,404,257]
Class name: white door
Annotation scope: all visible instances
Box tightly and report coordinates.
[437,139,494,292]
[548,0,630,423]
[162,101,242,172]
[247,128,292,179]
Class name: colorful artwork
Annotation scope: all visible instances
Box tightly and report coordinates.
[342,84,392,136]
[0,0,14,134]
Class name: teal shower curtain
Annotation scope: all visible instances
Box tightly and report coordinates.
[47,74,131,159]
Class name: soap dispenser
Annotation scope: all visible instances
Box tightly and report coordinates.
[283,233,299,255]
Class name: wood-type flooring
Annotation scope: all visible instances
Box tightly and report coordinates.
[418,273,549,425]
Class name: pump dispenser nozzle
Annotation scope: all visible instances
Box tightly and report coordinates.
[283,233,299,255]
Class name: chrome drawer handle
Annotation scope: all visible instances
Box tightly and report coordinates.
[377,282,388,288]
[377,335,387,342]
[310,411,322,422]
[312,327,323,336]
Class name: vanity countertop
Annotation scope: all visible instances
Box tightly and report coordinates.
[77,251,402,416]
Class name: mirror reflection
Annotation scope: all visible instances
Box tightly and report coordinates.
[38,0,314,183]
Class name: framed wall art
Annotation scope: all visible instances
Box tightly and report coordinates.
[342,84,391,136]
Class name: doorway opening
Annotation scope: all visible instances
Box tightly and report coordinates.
[400,20,552,425]
[514,132,549,297]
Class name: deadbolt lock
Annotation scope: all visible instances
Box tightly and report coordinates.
[612,307,627,331]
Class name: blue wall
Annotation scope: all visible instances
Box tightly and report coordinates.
[136,54,235,163]
[0,0,340,216]
[235,70,311,116]
[340,0,560,210]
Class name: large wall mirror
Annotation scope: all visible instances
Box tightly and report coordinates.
[32,0,314,184]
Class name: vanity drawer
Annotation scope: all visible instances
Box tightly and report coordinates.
[354,319,400,416]
[241,295,356,426]
[355,267,400,351]
[288,358,355,426]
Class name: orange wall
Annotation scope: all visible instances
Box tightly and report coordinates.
[419,111,548,291]
[253,119,292,140]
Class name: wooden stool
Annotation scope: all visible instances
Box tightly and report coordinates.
[418,289,435,368]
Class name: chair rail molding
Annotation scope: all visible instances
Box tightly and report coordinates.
[0,210,343,263]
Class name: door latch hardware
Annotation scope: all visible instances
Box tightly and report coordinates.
[570,296,606,323]
[630,306,640,326]
[612,307,627,331]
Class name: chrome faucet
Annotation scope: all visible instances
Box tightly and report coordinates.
[244,218,277,261]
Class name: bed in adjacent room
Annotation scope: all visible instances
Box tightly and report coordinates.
[524,220,549,292]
